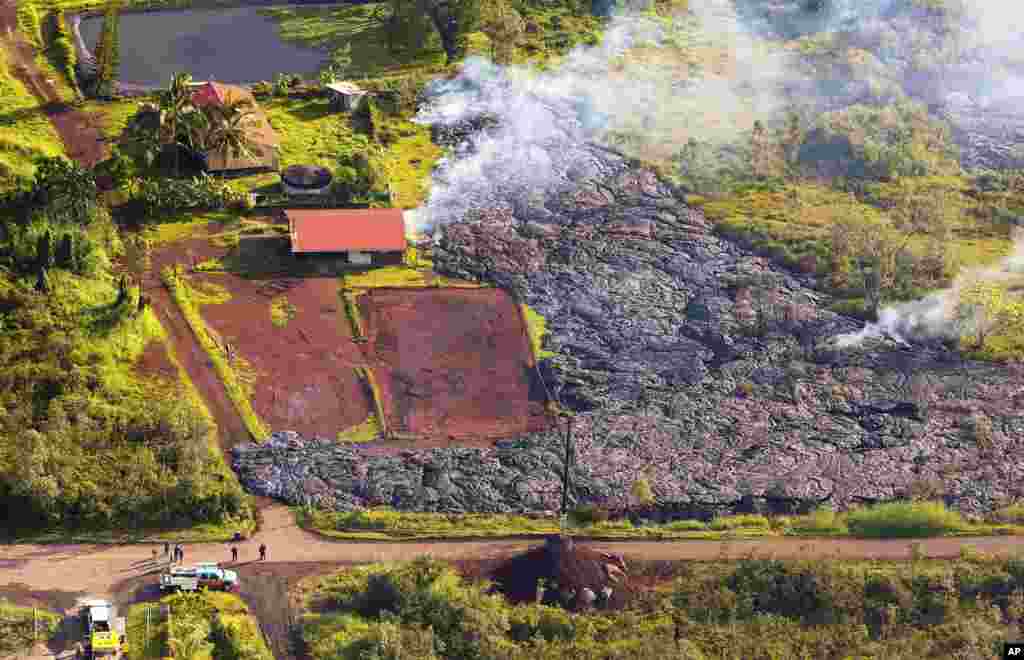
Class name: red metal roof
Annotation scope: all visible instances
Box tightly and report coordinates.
[287,209,406,253]
[190,81,224,108]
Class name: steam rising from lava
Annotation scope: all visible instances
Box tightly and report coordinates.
[835,233,1024,348]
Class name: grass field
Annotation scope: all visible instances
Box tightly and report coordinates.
[0,47,64,187]
[0,600,61,657]
[127,591,271,660]
[296,500,1024,542]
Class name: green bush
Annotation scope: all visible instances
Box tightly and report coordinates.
[130,174,237,218]
[569,504,610,525]
[47,10,80,98]
[791,507,849,535]
[709,514,772,531]
[989,502,1024,525]
[845,501,966,538]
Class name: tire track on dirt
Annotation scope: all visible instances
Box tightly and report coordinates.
[0,0,108,169]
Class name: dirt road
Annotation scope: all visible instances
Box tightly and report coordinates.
[2,500,1023,607]
[0,0,108,168]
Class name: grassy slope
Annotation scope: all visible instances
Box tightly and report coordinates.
[161,264,271,441]
[0,46,64,186]
[297,500,1024,542]
[127,591,271,660]
[4,260,254,542]
[0,600,61,656]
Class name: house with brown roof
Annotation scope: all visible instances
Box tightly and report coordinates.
[285,208,406,266]
[184,81,280,175]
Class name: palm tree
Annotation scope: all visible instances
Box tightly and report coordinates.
[158,72,194,176]
[200,96,258,168]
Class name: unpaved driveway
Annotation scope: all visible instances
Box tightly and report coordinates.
[0,0,108,168]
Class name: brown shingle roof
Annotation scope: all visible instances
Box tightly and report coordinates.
[287,209,406,253]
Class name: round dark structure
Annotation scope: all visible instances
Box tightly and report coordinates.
[281,164,333,190]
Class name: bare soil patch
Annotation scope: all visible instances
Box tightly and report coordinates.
[358,287,553,445]
[195,274,373,437]
[0,0,109,169]
[133,339,177,383]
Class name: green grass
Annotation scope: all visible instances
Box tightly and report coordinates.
[337,413,381,443]
[343,265,428,289]
[375,115,442,208]
[258,4,448,79]
[80,97,146,139]
[127,591,270,660]
[341,291,365,339]
[161,265,271,441]
[296,500,1024,541]
[7,274,255,543]
[354,366,388,438]
[521,303,556,360]
[0,46,65,187]
[269,295,297,328]
[0,600,61,657]
[844,501,972,538]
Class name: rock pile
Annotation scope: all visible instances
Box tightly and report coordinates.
[233,144,1024,518]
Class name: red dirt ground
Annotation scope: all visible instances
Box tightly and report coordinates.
[133,339,177,383]
[122,224,372,442]
[358,287,553,444]
[195,274,373,437]
[0,0,109,169]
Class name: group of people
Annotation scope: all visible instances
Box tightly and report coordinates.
[229,541,267,563]
[152,536,268,566]
[162,542,185,563]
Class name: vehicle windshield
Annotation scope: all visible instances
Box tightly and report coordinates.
[93,621,110,632]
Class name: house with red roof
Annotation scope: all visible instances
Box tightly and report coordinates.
[284,208,407,266]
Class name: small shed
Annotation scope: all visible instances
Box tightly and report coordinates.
[286,208,406,266]
[325,81,367,112]
[281,164,333,196]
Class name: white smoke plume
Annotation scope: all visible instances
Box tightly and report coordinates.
[411,0,1024,234]
[835,232,1024,348]
[412,0,806,232]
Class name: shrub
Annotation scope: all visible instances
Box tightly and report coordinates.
[570,504,610,526]
[631,476,654,506]
[989,502,1024,525]
[47,10,80,98]
[663,519,707,531]
[709,514,772,531]
[791,507,849,535]
[845,501,965,538]
[130,174,236,218]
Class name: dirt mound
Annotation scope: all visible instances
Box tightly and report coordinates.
[489,536,633,611]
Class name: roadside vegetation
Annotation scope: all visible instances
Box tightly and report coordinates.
[297,554,1024,659]
[0,600,61,657]
[127,590,272,660]
[0,157,253,540]
[295,499,1024,542]
[0,48,65,186]
[161,265,271,441]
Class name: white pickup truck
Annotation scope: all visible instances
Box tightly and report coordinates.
[159,562,239,593]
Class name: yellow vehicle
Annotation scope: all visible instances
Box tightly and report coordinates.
[76,599,127,660]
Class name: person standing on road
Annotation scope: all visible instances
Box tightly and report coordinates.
[231,546,239,563]
[258,543,266,561]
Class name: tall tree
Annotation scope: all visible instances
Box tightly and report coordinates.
[92,0,122,97]
[31,156,97,225]
[159,72,195,176]
[480,0,523,65]
[423,0,481,63]
[198,96,258,166]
